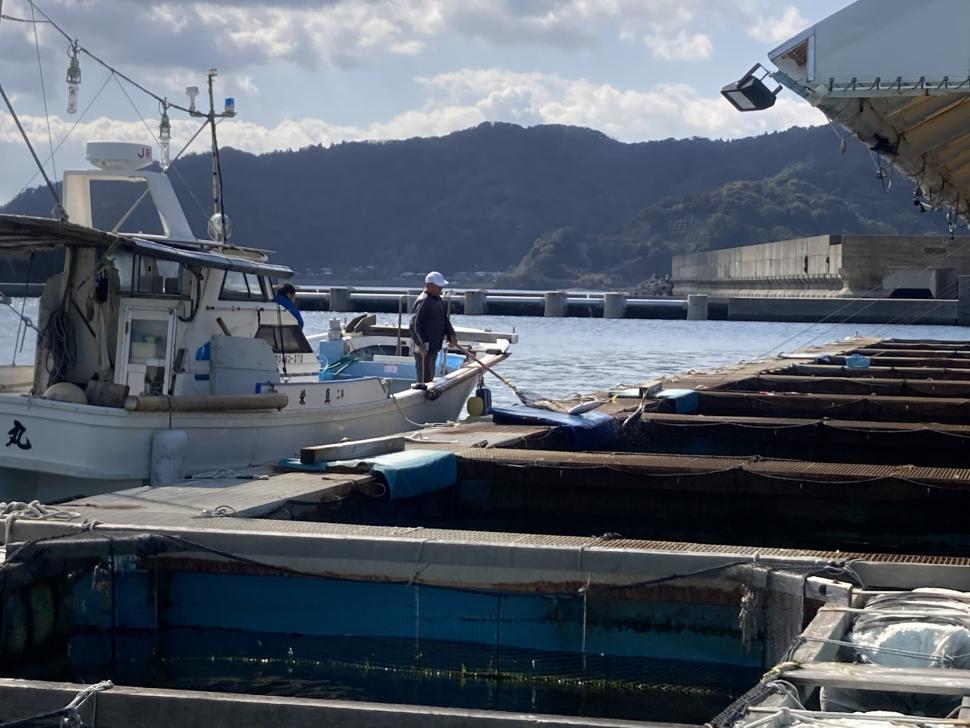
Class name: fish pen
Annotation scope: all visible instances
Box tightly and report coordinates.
[5,337,970,727]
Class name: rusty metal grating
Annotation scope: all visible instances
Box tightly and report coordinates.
[459,448,970,485]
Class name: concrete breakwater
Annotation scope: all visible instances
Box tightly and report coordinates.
[5,280,970,323]
[295,284,970,325]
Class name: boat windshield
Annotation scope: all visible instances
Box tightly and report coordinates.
[255,324,313,354]
[113,250,183,296]
[221,271,268,301]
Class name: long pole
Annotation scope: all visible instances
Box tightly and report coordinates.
[191,69,233,242]
[395,295,403,355]
[0,79,66,220]
[206,72,221,226]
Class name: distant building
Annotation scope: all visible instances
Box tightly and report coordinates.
[672,234,970,299]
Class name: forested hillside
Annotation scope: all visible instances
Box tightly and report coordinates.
[2,122,943,287]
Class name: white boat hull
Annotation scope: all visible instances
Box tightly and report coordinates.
[0,368,480,502]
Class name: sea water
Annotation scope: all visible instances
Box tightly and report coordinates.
[2,298,969,408]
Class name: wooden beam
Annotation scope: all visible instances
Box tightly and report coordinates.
[728,374,970,398]
[826,356,970,369]
[696,390,970,424]
[790,606,853,664]
[855,349,970,359]
[639,411,970,436]
[300,434,405,465]
[362,324,519,344]
[783,662,970,695]
[783,364,970,381]
[958,696,970,722]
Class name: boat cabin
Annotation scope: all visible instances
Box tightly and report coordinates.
[0,142,318,405]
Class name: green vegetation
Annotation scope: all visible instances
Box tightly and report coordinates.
[1,122,945,287]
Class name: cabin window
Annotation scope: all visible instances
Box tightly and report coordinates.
[255,324,313,354]
[114,251,134,292]
[123,312,174,395]
[136,257,182,295]
[220,271,267,301]
[112,252,182,296]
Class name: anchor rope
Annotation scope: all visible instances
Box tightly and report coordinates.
[0,679,112,728]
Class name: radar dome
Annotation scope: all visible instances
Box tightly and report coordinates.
[86,142,154,172]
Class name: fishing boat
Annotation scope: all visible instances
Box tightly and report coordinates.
[0,141,513,501]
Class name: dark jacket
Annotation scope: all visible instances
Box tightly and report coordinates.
[409,291,455,350]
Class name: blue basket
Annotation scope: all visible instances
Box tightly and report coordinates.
[845,354,870,369]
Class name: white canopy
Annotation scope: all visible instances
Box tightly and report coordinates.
[768,0,970,223]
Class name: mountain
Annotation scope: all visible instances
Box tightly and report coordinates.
[502,154,935,288]
[1,122,944,286]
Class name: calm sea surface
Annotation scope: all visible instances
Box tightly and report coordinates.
[3,299,969,407]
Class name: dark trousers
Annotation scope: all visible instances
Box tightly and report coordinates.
[414,347,440,384]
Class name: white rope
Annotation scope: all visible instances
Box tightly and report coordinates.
[0,500,80,520]
[187,469,269,481]
[0,500,81,545]
[746,706,959,725]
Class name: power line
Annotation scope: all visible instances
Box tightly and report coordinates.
[21,0,194,115]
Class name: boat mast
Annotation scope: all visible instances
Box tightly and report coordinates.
[190,69,236,242]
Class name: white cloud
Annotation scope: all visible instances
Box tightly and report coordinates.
[747,6,809,45]
[0,64,827,203]
[645,30,713,61]
[1,0,817,81]
[0,68,826,157]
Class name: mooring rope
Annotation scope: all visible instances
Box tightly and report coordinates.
[0,679,112,728]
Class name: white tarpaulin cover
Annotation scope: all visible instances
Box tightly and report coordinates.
[821,588,970,715]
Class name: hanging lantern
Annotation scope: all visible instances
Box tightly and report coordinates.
[159,102,171,169]
[66,42,81,114]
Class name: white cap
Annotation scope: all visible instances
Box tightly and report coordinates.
[425,271,449,287]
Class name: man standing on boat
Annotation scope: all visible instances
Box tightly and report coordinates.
[276,283,304,329]
[410,271,457,387]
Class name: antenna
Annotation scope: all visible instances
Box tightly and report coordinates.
[189,68,236,243]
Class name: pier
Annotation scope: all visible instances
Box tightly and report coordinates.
[293,286,966,324]
[4,336,970,725]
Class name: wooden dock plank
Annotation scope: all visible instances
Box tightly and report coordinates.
[404,423,551,450]
[67,469,374,522]
[456,447,970,494]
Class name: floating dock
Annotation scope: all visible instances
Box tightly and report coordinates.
[4,336,970,726]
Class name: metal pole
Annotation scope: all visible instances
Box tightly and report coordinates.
[396,295,404,355]
[0,79,66,220]
[206,71,220,222]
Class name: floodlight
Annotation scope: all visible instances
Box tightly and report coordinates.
[721,64,781,112]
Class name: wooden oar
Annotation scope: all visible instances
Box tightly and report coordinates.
[453,344,536,407]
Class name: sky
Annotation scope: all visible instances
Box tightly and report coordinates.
[0,0,849,206]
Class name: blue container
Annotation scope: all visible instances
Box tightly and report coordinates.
[845,354,870,369]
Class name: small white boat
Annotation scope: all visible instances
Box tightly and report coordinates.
[0,142,514,501]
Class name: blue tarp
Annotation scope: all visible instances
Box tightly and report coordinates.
[334,449,457,501]
[654,388,699,414]
[490,405,616,450]
[278,450,457,501]
[277,457,328,472]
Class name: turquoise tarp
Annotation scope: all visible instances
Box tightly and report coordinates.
[279,450,457,501]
